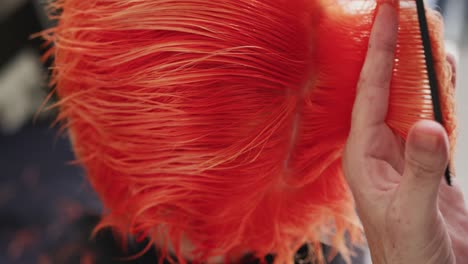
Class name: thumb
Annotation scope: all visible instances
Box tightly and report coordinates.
[399,120,450,214]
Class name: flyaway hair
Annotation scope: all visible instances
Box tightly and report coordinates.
[41,0,456,263]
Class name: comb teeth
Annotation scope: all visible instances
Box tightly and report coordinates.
[415,0,452,186]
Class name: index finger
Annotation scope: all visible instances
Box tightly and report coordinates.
[351,3,399,130]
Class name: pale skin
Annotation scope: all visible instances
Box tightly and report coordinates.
[343,3,468,264]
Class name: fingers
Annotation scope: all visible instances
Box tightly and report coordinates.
[351,3,399,130]
[439,178,467,218]
[446,54,457,89]
[399,120,450,215]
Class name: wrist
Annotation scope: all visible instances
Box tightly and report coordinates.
[363,214,455,264]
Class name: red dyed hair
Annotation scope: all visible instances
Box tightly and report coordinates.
[42,0,456,263]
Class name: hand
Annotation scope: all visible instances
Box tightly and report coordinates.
[343,3,468,264]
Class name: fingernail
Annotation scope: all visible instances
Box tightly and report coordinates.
[413,133,439,152]
[375,1,399,35]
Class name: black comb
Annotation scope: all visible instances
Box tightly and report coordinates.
[415,0,452,186]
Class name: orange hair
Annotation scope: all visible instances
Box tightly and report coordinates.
[42,0,456,263]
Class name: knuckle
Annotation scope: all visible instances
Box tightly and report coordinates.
[358,68,392,91]
[371,35,397,54]
[430,10,443,23]
[406,153,442,176]
[356,77,370,95]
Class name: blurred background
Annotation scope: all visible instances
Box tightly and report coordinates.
[0,0,466,263]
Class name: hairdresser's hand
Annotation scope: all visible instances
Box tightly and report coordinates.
[343,3,468,264]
